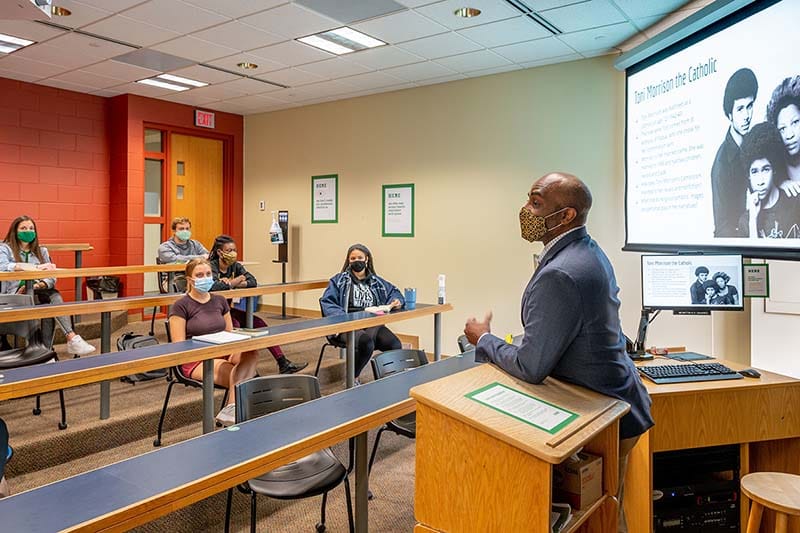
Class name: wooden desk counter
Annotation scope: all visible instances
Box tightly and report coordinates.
[626,358,800,533]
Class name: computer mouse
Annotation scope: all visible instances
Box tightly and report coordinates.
[739,368,761,378]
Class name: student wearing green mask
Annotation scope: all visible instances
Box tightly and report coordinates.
[208,234,307,375]
[0,215,95,356]
[157,217,209,291]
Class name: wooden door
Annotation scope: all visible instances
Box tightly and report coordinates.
[169,134,223,251]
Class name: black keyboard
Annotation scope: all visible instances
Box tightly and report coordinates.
[638,363,744,384]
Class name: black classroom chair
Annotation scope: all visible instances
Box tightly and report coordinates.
[314,303,347,377]
[224,375,354,533]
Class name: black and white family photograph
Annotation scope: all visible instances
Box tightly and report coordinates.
[689,265,740,305]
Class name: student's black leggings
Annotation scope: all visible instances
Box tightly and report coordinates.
[339,325,401,378]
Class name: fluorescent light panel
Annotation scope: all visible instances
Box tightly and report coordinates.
[136,73,208,91]
[157,73,207,87]
[297,26,385,55]
[0,33,35,54]
[136,78,189,92]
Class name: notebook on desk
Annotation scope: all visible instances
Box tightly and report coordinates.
[192,331,250,344]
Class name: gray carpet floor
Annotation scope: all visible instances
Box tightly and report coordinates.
[1,313,418,532]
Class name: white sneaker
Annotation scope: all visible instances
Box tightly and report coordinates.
[67,335,96,356]
[216,403,236,426]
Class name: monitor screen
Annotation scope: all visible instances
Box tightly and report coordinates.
[641,254,744,311]
[625,0,800,260]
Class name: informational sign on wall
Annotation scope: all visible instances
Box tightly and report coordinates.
[743,264,769,298]
[382,183,414,237]
[311,174,338,223]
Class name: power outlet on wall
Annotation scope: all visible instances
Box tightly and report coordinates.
[259,200,265,211]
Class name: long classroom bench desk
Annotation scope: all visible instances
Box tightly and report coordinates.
[40,243,93,314]
[0,279,329,419]
[625,358,800,533]
[0,347,477,533]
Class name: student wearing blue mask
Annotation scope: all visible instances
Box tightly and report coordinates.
[169,258,258,425]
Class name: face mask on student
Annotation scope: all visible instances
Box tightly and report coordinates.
[221,251,237,263]
[176,230,191,241]
[17,230,36,243]
[519,207,569,242]
[349,260,366,273]
[193,277,214,293]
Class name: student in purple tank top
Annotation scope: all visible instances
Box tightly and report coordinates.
[169,258,258,424]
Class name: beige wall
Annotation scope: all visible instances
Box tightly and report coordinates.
[244,55,749,361]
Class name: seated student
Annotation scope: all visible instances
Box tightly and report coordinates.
[701,280,718,306]
[157,217,209,291]
[169,258,258,425]
[207,235,306,374]
[711,272,739,305]
[690,266,709,304]
[320,243,404,380]
[739,123,800,238]
[0,216,95,356]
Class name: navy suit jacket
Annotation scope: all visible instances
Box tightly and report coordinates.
[476,227,654,439]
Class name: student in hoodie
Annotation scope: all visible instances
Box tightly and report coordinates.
[320,243,404,380]
[157,217,209,291]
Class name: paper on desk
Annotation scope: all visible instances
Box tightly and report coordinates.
[192,331,250,344]
[365,305,392,314]
[465,382,578,434]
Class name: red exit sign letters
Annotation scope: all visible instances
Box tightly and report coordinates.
[194,109,215,129]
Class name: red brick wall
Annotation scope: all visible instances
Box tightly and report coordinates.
[0,77,110,300]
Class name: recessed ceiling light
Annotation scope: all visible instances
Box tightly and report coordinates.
[297,27,385,55]
[0,33,35,55]
[157,73,207,88]
[237,62,258,70]
[454,7,481,18]
[51,6,71,16]
[137,78,190,92]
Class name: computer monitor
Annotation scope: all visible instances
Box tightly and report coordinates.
[641,254,744,313]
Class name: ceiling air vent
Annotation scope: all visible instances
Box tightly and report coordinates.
[503,0,563,35]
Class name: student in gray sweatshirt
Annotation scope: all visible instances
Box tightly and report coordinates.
[157,217,209,291]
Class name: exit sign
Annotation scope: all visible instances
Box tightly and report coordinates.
[194,109,215,129]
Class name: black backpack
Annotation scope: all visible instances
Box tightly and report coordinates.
[117,332,168,384]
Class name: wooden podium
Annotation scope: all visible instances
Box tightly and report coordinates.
[410,364,630,533]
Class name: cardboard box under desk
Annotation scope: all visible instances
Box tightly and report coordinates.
[553,452,603,510]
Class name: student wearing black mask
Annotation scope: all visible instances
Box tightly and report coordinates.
[320,243,405,380]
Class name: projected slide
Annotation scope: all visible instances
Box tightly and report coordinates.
[626,0,800,254]
[642,255,743,310]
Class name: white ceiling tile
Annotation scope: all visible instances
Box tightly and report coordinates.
[74,0,148,10]
[492,36,575,63]
[457,16,552,48]
[12,43,100,71]
[519,0,584,10]
[518,52,582,69]
[191,21,283,52]
[0,56,65,79]
[289,79,360,99]
[348,46,424,70]
[124,0,229,34]
[83,15,181,47]
[222,93,286,108]
[249,40,332,68]
[464,64,521,77]
[89,87,127,97]
[397,32,481,59]
[416,0,520,30]
[159,91,220,105]
[206,53,285,77]
[558,21,638,51]
[167,64,240,84]
[185,82,247,100]
[434,49,511,72]
[338,70,406,90]
[220,77,282,94]
[114,81,175,97]
[0,68,39,83]
[82,60,159,82]
[580,47,618,58]
[204,100,248,114]
[395,0,438,6]
[152,36,238,63]
[257,67,325,87]
[0,20,65,43]
[382,61,457,82]
[181,0,287,18]
[539,0,626,33]
[353,10,449,44]
[38,78,99,92]
[48,69,122,89]
[46,33,136,61]
[45,0,113,28]
[339,82,416,99]
[613,0,692,19]
[415,73,466,86]
[296,57,371,79]
[262,88,316,103]
[240,3,339,39]
[632,15,663,32]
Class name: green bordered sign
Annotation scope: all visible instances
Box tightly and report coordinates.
[465,382,578,435]
[311,174,338,223]
[382,183,414,237]
[743,263,769,298]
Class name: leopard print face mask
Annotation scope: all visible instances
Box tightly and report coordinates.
[519,207,568,242]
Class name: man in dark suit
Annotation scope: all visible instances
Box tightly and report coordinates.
[464,172,653,532]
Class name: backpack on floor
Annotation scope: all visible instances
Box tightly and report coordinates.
[117,332,167,384]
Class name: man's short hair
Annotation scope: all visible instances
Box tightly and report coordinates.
[695,266,709,276]
[740,122,788,182]
[723,68,758,117]
[171,217,191,230]
[766,76,800,126]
